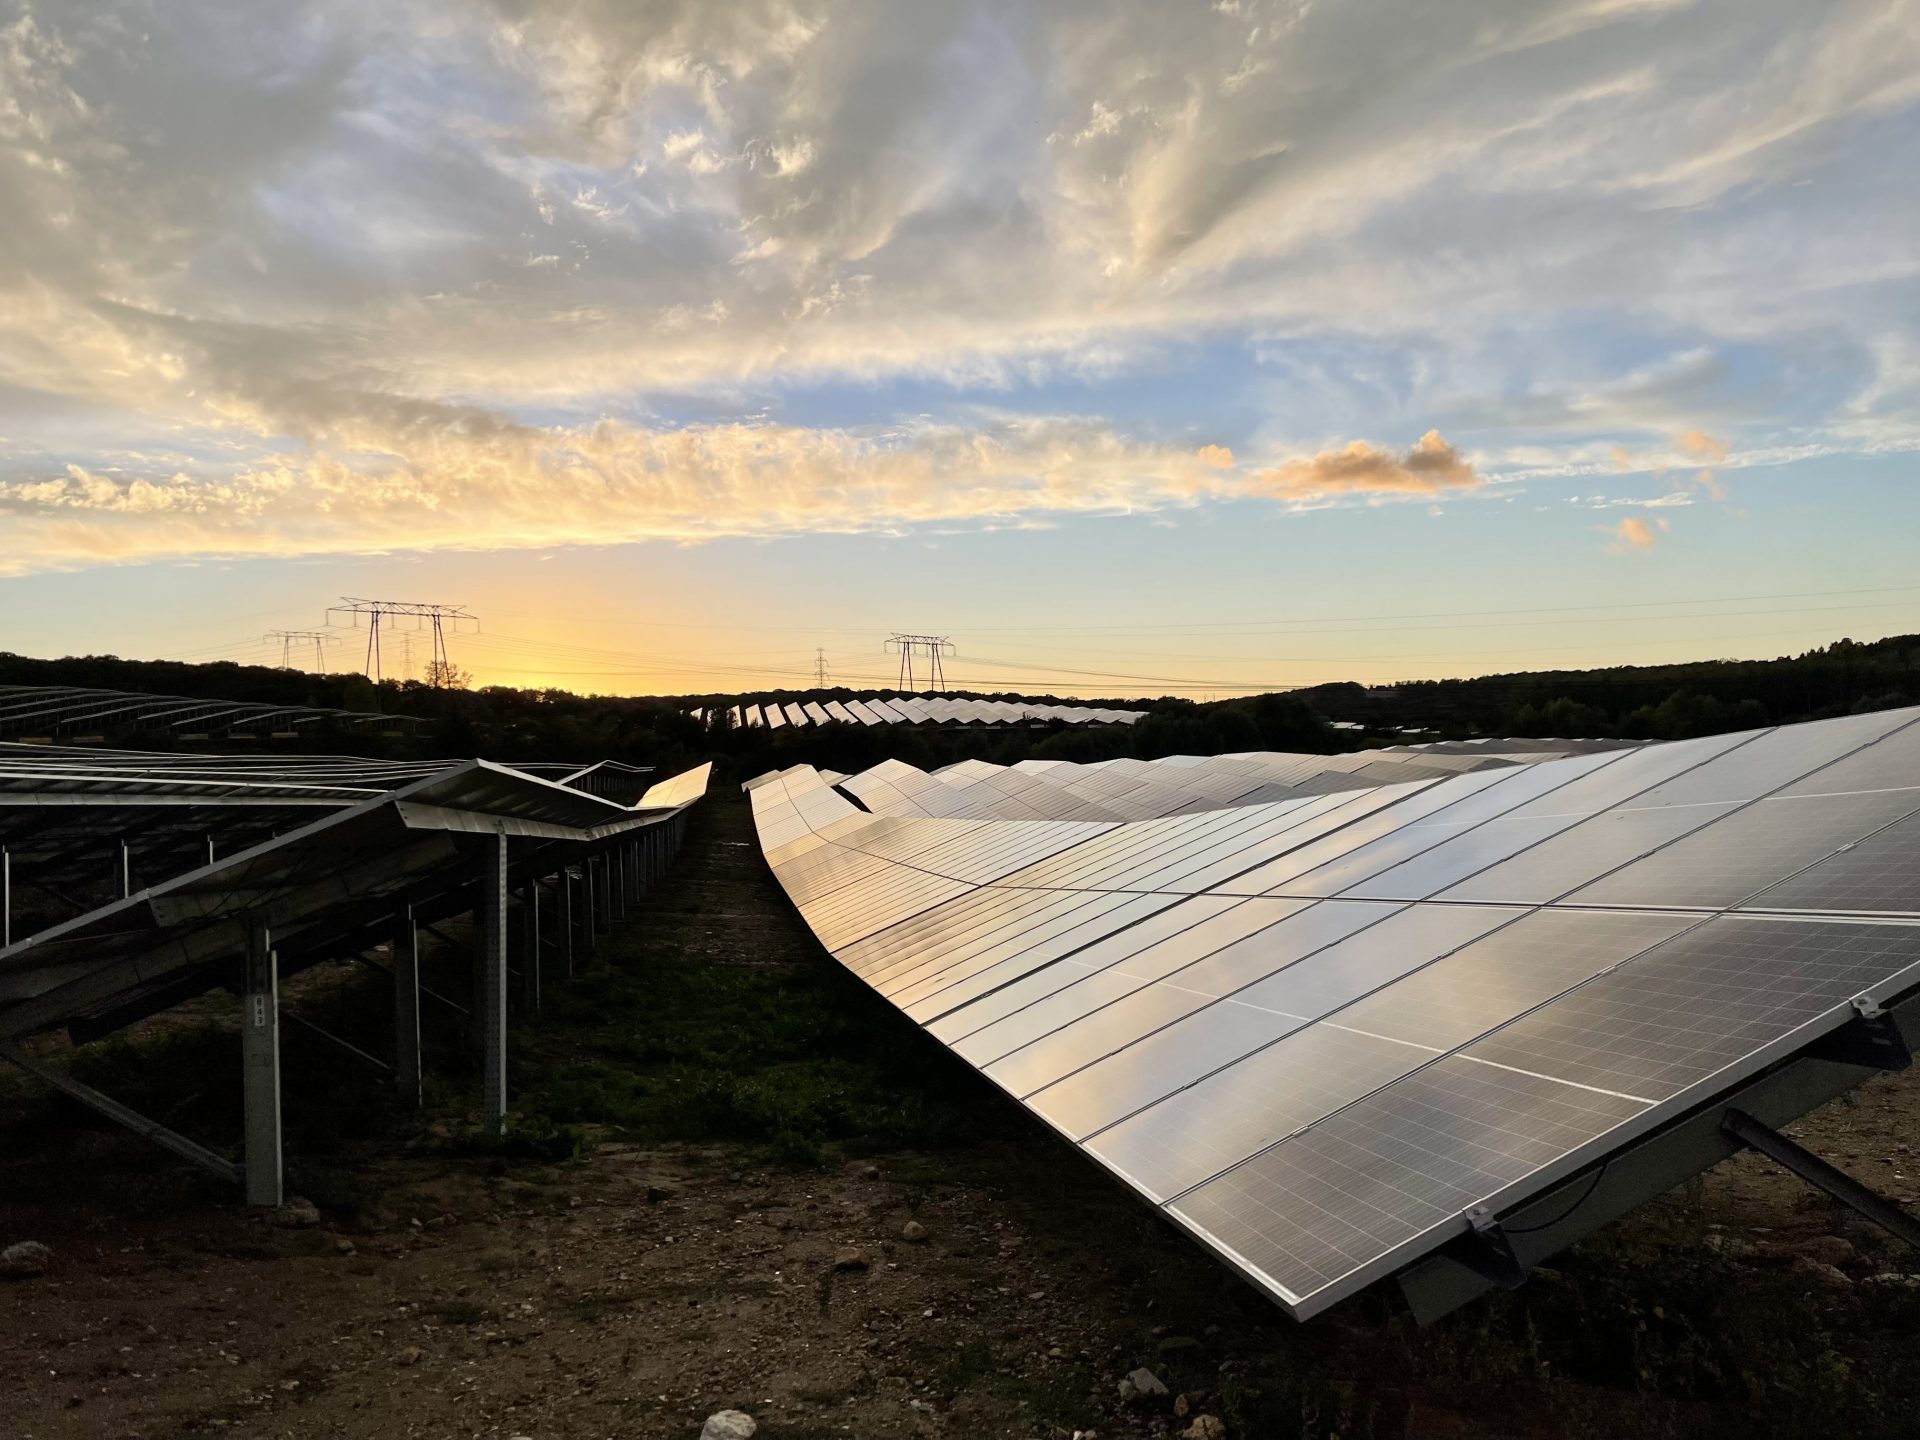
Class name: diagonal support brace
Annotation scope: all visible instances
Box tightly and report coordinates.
[0,1040,242,1186]
[1723,1107,1920,1251]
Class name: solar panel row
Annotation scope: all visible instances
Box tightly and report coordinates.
[0,683,428,740]
[718,695,1146,729]
[750,711,1920,1319]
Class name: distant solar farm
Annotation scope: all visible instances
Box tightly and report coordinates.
[709,694,1147,730]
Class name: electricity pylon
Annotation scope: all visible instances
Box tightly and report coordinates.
[885,634,954,691]
[265,631,335,672]
[326,598,477,684]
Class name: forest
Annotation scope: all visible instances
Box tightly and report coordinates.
[5,632,1916,785]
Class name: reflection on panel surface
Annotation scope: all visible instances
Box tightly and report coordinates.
[749,710,1920,1319]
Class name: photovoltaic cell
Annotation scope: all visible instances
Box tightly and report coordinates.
[1434,802,1743,904]
[1741,810,1920,915]
[1065,907,1687,1196]
[935,895,1253,1053]
[1464,916,1920,1099]
[1565,790,1920,910]
[1169,1058,1646,1305]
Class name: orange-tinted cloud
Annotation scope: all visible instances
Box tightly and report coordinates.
[1689,468,1727,501]
[1608,515,1669,551]
[0,414,1267,575]
[1677,429,1729,464]
[1249,430,1478,500]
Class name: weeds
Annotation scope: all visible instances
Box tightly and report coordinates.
[513,935,1009,1162]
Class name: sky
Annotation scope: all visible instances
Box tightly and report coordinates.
[1,0,1918,697]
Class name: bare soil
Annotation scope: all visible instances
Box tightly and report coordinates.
[6,794,1920,1440]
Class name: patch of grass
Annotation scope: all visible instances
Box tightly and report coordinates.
[514,937,1013,1162]
[443,1112,593,1163]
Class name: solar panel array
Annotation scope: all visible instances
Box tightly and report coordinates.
[721,695,1145,729]
[0,744,711,1043]
[750,710,1920,1318]
[0,683,429,741]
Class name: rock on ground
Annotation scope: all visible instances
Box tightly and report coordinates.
[1183,1416,1228,1440]
[0,1241,51,1278]
[700,1409,757,1440]
[272,1197,321,1228]
[1788,1255,1853,1289]
[1127,1366,1170,1397]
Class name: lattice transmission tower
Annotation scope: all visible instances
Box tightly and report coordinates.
[325,598,478,684]
[814,648,830,688]
[885,634,954,691]
[264,630,335,672]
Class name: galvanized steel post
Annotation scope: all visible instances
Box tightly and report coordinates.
[394,903,422,1108]
[481,832,509,1134]
[242,919,283,1208]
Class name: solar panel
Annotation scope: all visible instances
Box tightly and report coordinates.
[753,706,1920,1322]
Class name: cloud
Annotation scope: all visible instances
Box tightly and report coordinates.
[1248,431,1479,501]
[1676,429,1729,464]
[0,0,1917,580]
[1577,492,1692,508]
[1607,515,1669,551]
[0,410,1259,574]
[0,403,1495,574]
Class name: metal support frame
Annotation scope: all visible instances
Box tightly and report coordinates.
[1722,1108,1920,1250]
[0,1040,242,1186]
[2,809,690,1195]
[242,920,282,1208]
[393,905,422,1107]
[480,832,508,1135]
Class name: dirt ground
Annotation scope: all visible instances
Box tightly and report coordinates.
[6,793,1920,1440]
